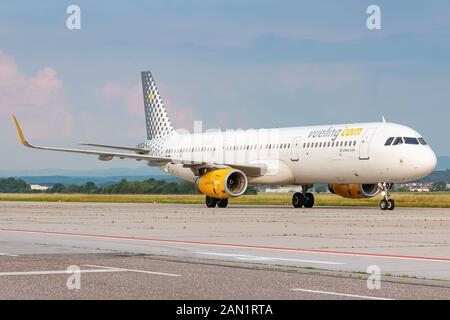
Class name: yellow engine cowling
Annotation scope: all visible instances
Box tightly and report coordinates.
[196,168,248,199]
[328,183,379,199]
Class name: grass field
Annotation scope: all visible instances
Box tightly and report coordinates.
[0,192,449,208]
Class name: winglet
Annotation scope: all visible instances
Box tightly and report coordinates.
[12,115,28,146]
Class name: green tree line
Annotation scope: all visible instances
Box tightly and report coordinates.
[48,179,200,194]
[0,178,32,193]
[0,177,258,195]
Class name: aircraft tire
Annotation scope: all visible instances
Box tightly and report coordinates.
[217,198,228,208]
[206,196,218,208]
[387,199,395,210]
[292,193,304,208]
[304,193,315,208]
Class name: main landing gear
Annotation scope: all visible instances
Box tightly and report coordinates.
[379,182,395,211]
[205,196,228,208]
[292,185,315,208]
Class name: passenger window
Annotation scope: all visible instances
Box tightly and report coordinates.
[418,137,427,145]
[392,137,403,145]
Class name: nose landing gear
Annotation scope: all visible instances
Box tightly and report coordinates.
[292,185,315,208]
[379,183,395,211]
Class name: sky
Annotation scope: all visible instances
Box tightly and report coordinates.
[1,0,449,171]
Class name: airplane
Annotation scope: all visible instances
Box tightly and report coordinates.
[12,71,437,210]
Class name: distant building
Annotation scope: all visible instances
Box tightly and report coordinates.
[30,184,49,191]
[393,182,434,192]
[410,187,430,192]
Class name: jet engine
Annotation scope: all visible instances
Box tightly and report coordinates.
[196,168,248,199]
[328,183,379,199]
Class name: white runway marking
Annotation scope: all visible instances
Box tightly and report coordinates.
[0,252,18,257]
[0,265,180,277]
[84,264,181,277]
[0,268,124,277]
[195,252,345,265]
[291,288,394,300]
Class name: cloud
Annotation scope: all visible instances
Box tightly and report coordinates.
[98,81,196,131]
[277,63,364,91]
[0,51,74,140]
[98,81,142,117]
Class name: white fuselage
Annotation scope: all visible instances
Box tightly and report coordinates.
[140,122,436,185]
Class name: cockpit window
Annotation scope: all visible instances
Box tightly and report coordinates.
[392,137,403,145]
[404,137,419,145]
[384,137,394,146]
[418,137,427,145]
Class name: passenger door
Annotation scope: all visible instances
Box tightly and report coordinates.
[359,128,377,160]
[290,137,302,161]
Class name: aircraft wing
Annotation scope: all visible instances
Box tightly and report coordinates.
[12,115,266,176]
[78,143,150,154]
[12,115,172,163]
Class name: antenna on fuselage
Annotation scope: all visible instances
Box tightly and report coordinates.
[382,115,386,123]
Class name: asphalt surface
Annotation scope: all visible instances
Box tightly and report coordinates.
[0,201,449,299]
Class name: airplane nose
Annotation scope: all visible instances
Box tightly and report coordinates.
[416,148,437,176]
[429,149,437,172]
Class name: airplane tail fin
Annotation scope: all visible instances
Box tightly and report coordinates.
[141,71,174,140]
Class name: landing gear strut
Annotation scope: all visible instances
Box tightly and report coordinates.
[292,185,315,208]
[379,183,395,211]
[205,196,228,208]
